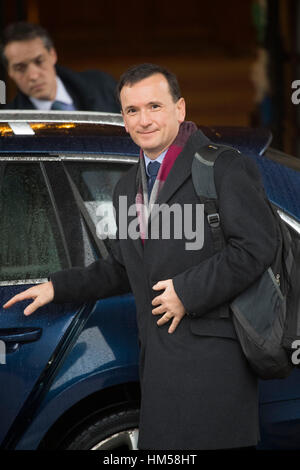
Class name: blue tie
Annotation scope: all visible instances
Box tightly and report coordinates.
[147,161,161,198]
[51,100,76,110]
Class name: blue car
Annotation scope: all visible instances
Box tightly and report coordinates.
[0,111,299,450]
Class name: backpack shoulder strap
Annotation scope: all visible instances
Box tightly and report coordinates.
[192,143,240,252]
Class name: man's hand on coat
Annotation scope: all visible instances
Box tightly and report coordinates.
[3,281,54,316]
[152,279,186,334]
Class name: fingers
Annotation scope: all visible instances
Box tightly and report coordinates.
[151,302,165,314]
[2,281,54,316]
[155,311,182,334]
[24,298,44,316]
[168,317,181,334]
[154,308,182,333]
[156,312,172,326]
[152,280,170,291]
[3,289,37,309]
[152,279,185,333]
[151,279,172,307]
[3,291,40,317]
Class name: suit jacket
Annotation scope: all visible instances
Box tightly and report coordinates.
[2,65,120,113]
[51,129,277,449]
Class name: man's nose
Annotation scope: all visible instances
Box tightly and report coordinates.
[26,63,40,81]
[139,110,152,126]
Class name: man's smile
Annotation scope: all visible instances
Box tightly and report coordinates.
[138,130,158,135]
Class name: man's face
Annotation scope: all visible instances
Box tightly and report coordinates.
[4,37,57,101]
[120,73,186,159]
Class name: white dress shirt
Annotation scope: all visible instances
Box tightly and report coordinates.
[29,76,74,110]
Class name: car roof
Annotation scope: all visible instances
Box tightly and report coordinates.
[0,111,139,155]
[0,111,272,156]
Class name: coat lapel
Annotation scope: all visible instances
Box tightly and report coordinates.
[123,162,144,259]
[156,129,211,206]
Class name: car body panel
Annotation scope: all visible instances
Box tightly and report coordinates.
[15,294,139,450]
[0,283,92,447]
[201,125,273,156]
[251,154,300,222]
[258,397,300,449]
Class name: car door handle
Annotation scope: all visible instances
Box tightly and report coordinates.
[0,328,42,350]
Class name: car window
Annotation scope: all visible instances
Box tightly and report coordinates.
[0,162,69,282]
[65,162,132,241]
[42,160,102,268]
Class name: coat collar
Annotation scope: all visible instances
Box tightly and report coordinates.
[155,128,211,206]
[130,128,211,258]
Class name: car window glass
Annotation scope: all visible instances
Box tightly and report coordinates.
[42,160,101,267]
[79,217,99,265]
[65,162,132,240]
[0,162,69,281]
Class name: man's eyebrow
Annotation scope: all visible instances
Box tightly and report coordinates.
[124,104,137,111]
[12,61,26,69]
[12,54,44,69]
[124,100,163,111]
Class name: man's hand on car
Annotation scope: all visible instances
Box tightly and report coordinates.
[3,281,54,316]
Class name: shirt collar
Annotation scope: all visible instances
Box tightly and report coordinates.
[29,75,74,110]
[144,149,168,176]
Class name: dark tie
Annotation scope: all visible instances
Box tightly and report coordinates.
[51,100,76,110]
[147,161,161,198]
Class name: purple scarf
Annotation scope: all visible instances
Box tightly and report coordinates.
[135,121,197,242]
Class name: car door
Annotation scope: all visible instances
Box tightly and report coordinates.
[0,157,96,448]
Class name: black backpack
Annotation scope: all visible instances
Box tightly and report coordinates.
[192,143,300,380]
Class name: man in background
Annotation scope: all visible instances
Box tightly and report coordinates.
[0,22,119,112]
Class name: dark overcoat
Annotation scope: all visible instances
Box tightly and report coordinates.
[2,65,120,113]
[52,129,277,450]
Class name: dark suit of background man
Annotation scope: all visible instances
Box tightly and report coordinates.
[4,63,277,450]
[0,22,119,112]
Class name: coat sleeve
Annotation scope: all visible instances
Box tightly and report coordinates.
[172,153,278,317]
[51,180,131,304]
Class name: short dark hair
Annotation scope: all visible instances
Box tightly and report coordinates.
[117,63,182,105]
[1,22,54,67]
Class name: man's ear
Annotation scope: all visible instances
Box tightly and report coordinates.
[176,97,186,123]
[49,47,58,66]
[7,67,13,79]
[121,111,129,133]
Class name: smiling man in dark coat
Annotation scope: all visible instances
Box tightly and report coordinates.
[4,63,277,450]
[1,22,119,112]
